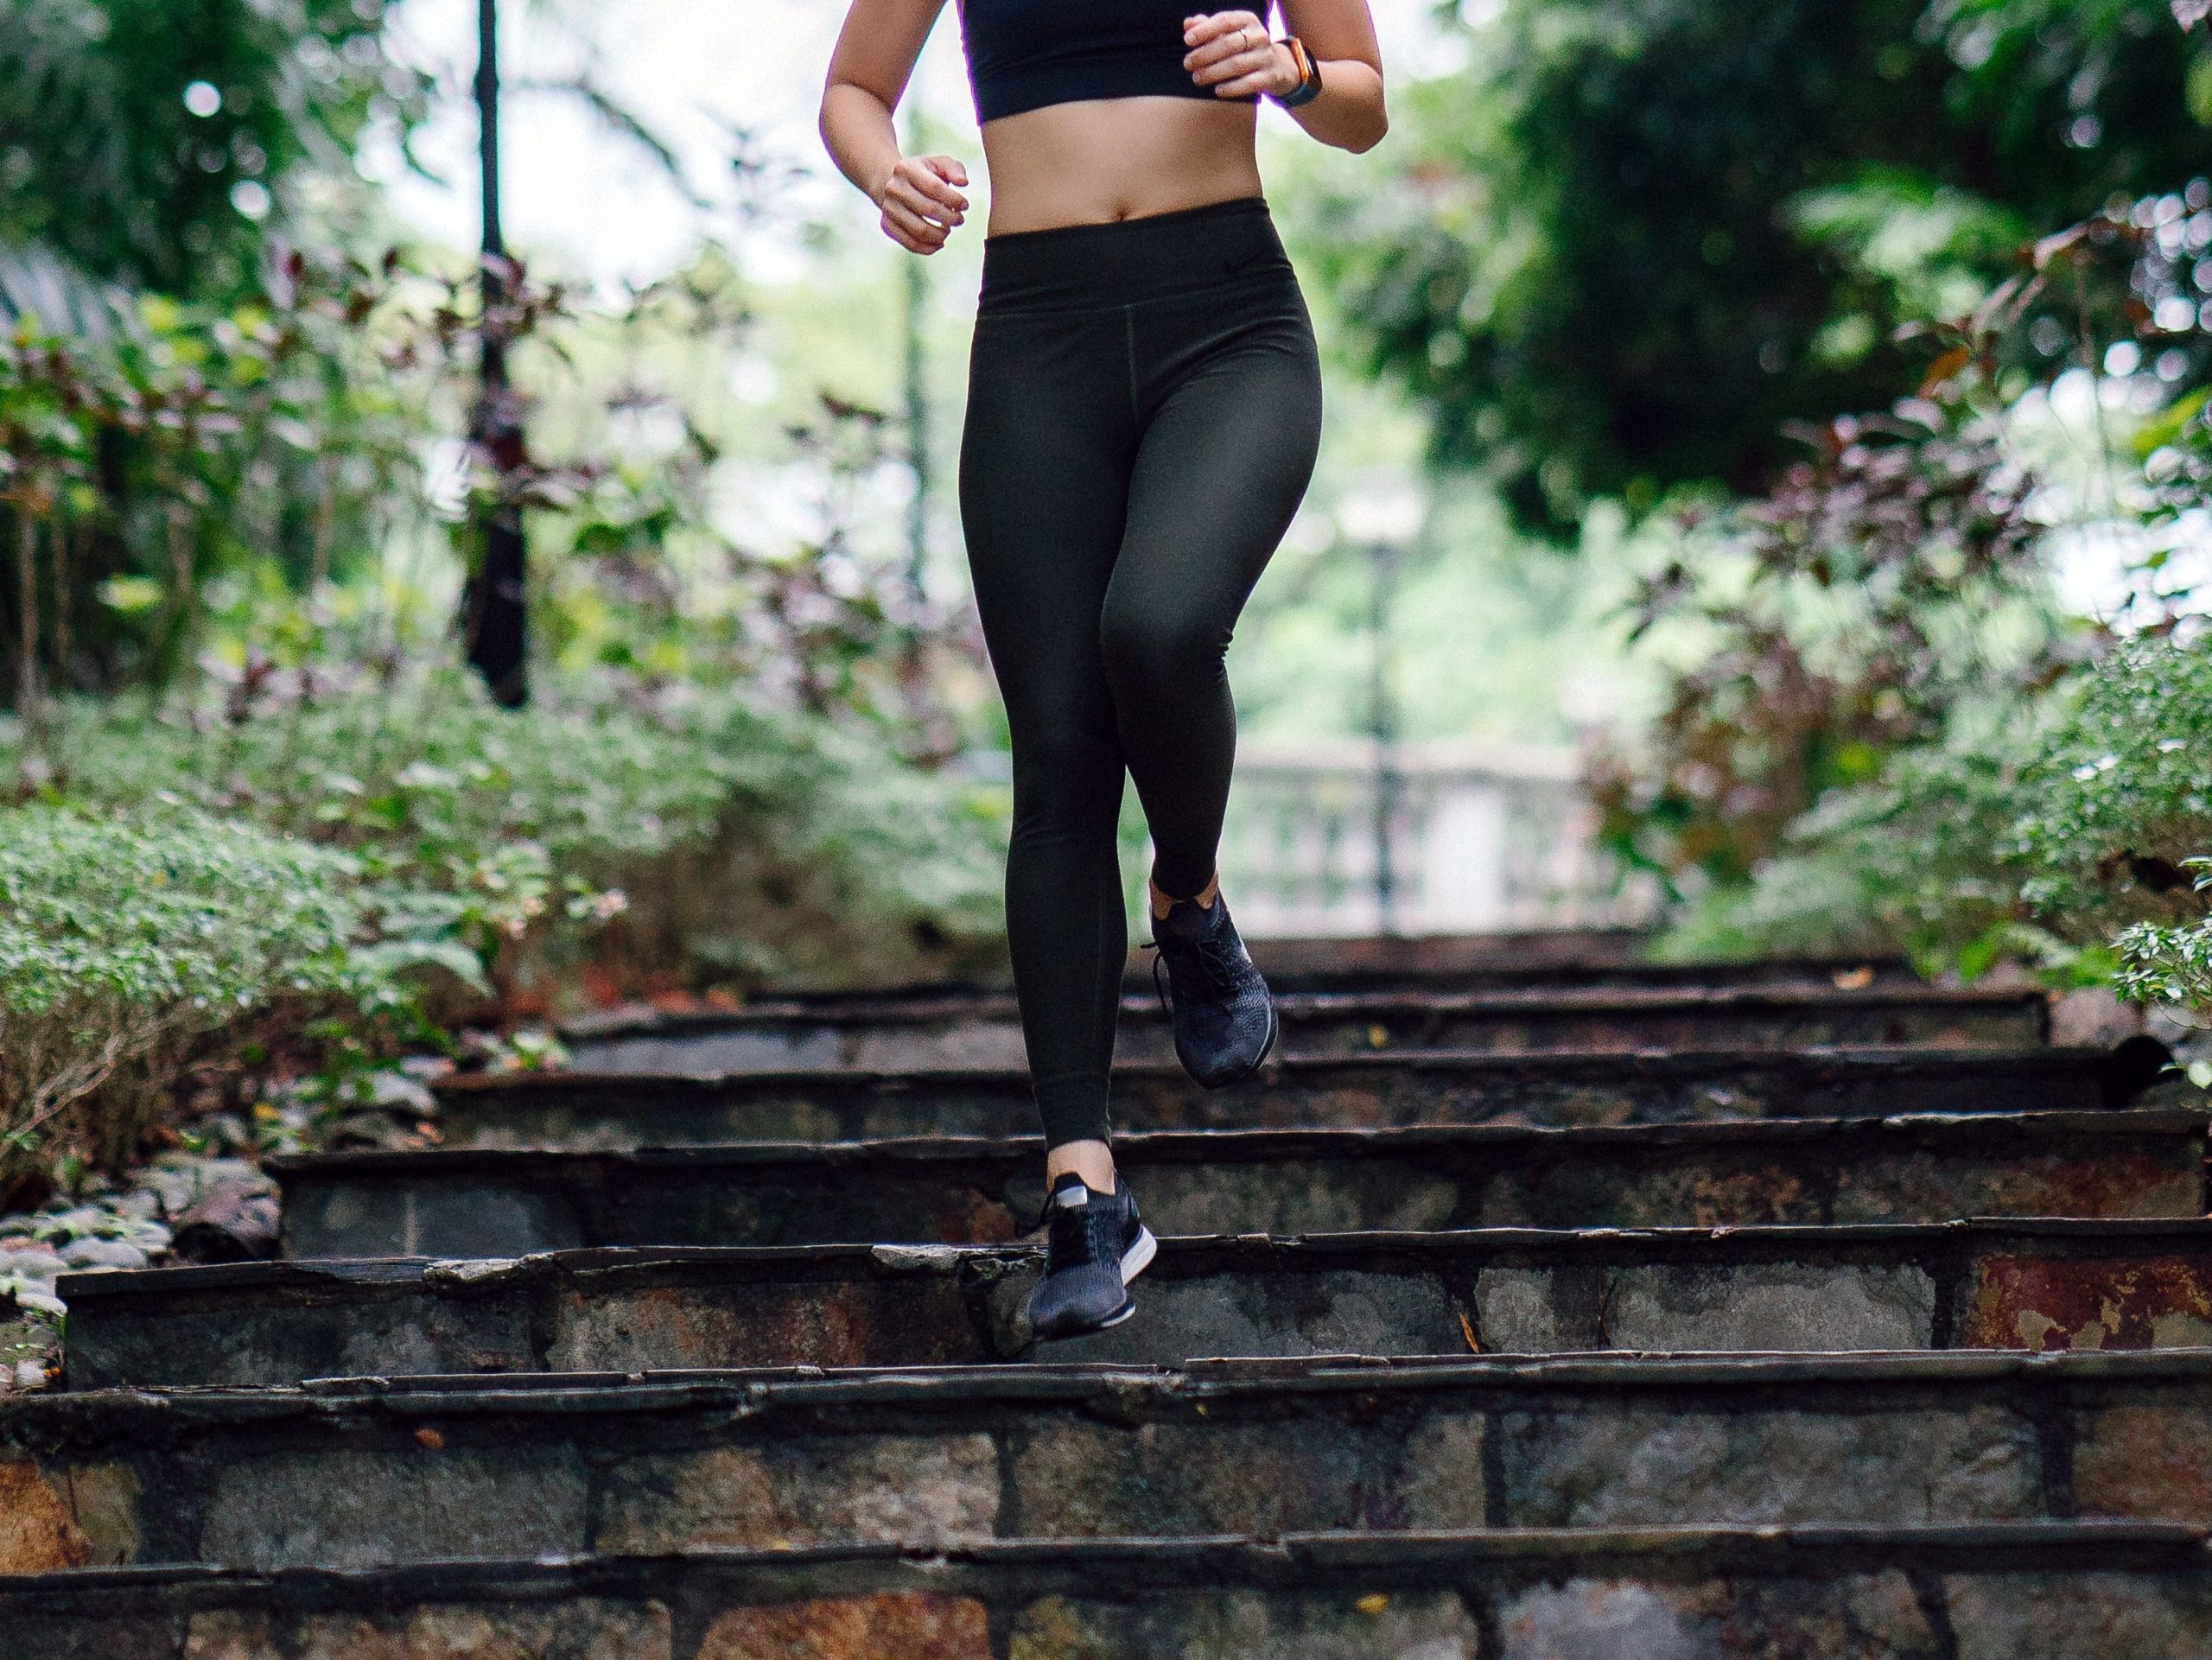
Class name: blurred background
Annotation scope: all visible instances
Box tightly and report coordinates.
[3,0,2209,1195]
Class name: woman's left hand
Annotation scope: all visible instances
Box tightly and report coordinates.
[1182,10,1298,99]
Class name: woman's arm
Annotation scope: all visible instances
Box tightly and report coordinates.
[819,0,971,254]
[1182,2,1387,153]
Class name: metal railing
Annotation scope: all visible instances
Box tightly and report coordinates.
[1212,738,1658,938]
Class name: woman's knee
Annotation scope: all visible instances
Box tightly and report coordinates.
[1008,719,1123,831]
[1097,595,1225,696]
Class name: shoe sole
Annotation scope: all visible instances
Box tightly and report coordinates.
[1089,1296,1138,1332]
[1192,995,1280,1091]
[1027,1226,1157,1343]
[1122,1225,1158,1284]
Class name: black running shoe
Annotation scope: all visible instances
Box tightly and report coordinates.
[1024,1171,1158,1342]
[1144,891,1279,1087]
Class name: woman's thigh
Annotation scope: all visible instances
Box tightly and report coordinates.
[957,307,1141,740]
[1106,282,1324,650]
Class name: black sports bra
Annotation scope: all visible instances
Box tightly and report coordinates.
[957,0,1265,124]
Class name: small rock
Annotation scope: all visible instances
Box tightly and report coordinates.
[0,1250,67,1286]
[12,1359,48,1390]
[372,1070,438,1114]
[870,1244,967,1273]
[2051,987,2145,1049]
[424,1258,518,1285]
[140,1156,268,1220]
[60,1237,148,1272]
[170,1182,281,1264]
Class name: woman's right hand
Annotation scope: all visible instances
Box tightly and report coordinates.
[874,154,969,254]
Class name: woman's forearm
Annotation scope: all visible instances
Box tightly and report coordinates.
[1284,56,1386,153]
[1182,13,1387,156]
[819,80,904,204]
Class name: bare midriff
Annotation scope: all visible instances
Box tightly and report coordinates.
[977,96,1265,236]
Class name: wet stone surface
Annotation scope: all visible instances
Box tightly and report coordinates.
[1497,1404,2043,1529]
[694,1592,990,1659]
[1962,1253,2212,1351]
[182,1603,674,1660]
[9,1559,2212,1659]
[276,1112,2210,1259]
[1474,1262,1936,1353]
[1008,1588,1486,1658]
[197,1447,589,1571]
[1945,1572,2212,1659]
[600,1434,1000,1552]
[432,1050,2113,1150]
[1494,1573,1946,1659]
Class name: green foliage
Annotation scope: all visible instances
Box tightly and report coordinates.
[1598,183,2204,889]
[1305,0,2201,531]
[1592,375,2065,892]
[0,802,435,1191]
[2012,631,2212,940]
[0,246,451,700]
[0,663,1008,1191]
[9,664,1004,989]
[0,0,424,298]
[1671,631,2212,1014]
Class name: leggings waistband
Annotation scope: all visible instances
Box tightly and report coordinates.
[976,194,1292,315]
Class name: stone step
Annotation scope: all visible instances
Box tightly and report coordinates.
[58,1219,2212,1386]
[9,1531,2202,1660]
[564,932,1918,1008]
[4,1523,2209,1660]
[271,1110,2212,1260]
[563,983,2049,1076]
[432,1046,2151,1150]
[8,1352,2212,1568]
[1189,932,1921,991]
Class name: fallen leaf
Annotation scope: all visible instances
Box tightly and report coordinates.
[1355,1593,1390,1616]
[1832,965,1875,990]
[414,1428,446,1451]
[1458,1312,1481,1353]
[1367,1023,1389,1048]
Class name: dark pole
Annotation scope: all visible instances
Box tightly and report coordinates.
[462,0,530,707]
[1368,536,1401,934]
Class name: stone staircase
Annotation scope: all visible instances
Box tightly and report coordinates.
[6,939,2212,1657]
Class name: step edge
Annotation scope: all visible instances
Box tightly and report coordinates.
[262,1107,2212,1177]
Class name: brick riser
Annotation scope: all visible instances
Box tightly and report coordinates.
[8,1356,2212,1569]
[434,1049,2132,1151]
[55,1222,2212,1386]
[3,1525,2207,1660]
[566,988,2048,1075]
[271,1112,2210,1259]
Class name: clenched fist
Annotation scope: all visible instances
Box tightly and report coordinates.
[874,153,969,254]
[1181,10,1300,99]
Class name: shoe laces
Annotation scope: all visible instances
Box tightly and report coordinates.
[1037,1186,1122,1275]
[1143,921,1241,1010]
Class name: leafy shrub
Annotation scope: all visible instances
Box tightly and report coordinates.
[0,803,445,1196]
[0,664,1008,1193]
[1669,631,2212,1014]
[8,664,1006,991]
[2013,634,2212,1008]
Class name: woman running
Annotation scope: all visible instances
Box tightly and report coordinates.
[820,0,1387,1339]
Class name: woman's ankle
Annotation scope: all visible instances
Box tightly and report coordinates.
[1148,868,1220,919]
[1046,1138,1116,1194]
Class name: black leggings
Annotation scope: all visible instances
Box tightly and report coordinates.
[957,194,1324,1149]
